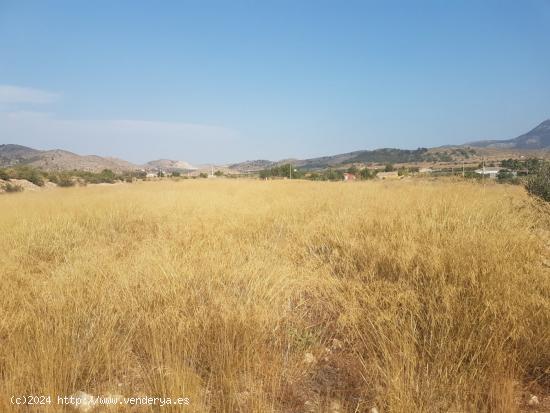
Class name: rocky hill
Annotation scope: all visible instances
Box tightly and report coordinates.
[0,144,138,172]
[467,119,550,149]
[145,159,197,171]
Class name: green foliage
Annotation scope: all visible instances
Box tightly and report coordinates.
[259,164,303,179]
[347,147,429,164]
[199,172,208,178]
[526,162,550,201]
[359,168,376,180]
[214,170,224,177]
[497,169,518,184]
[384,163,395,172]
[501,158,542,174]
[3,182,23,193]
[347,166,359,175]
[8,166,45,186]
[171,171,181,177]
[397,167,410,176]
[0,168,9,180]
[57,176,75,187]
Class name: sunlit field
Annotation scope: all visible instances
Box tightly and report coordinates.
[1,180,549,412]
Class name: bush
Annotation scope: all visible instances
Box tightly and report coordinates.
[526,162,550,201]
[11,167,44,186]
[359,168,376,180]
[57,177,75,187]
[0,169,9,180]
[3,182,23,193]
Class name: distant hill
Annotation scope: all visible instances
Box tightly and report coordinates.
[0,144,138,172]
[3,119,548,174]
[146,159,197,171]
[228,160,275,172]
[467,119,550,149]
[229,147,479,172]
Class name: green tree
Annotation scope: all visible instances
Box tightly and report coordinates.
[359,168,375,180]
[526,162,550,201]
[384,163,395,172]
[347,165,359,175]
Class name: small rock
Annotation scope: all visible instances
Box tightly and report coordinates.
[303,352,316,364]
[370,407,380,413]
[528,395,540,406]
[70,391,95,412]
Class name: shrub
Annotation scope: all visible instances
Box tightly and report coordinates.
[3,182,23,193]
[57,177,75,187]
[11,167,44,186]
[359,168,376,180]
[526,162,550,201]
[0,169,9,180]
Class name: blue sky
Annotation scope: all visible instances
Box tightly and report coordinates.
[0,0,549,164]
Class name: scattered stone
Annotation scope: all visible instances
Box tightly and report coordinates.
[303,352,316,364]
[528,394,540,406]
[70,391,95,412]
[370,407,380,413]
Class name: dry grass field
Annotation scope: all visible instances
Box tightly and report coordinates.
[1,179,549,412]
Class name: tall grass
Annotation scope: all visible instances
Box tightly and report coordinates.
[0,180,548,412]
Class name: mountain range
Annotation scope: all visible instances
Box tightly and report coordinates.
[1,119,549,173]
[467,119,550,149]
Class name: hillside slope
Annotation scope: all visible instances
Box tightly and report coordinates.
[0,144,138,172]
[468,119,550,149]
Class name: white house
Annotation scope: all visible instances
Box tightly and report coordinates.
[474,167,501,179]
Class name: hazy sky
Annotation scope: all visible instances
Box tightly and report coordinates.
[1,0,549,164]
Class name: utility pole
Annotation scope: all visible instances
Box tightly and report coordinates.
[462,161,465,178]
[289,163,292,180]
[482,157,485,185]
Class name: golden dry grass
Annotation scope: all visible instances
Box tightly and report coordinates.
[0,179,549,412]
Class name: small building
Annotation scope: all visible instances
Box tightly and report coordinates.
[419,167,433,174]
[343,173,357,181]
[376,171,399,180]
[145,172,158,179]
[474,167,501,179]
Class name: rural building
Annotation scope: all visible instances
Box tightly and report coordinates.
[376,171,399,179]
[419,167,433,174]
[474,167,501,179]
[343,173,357,181]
